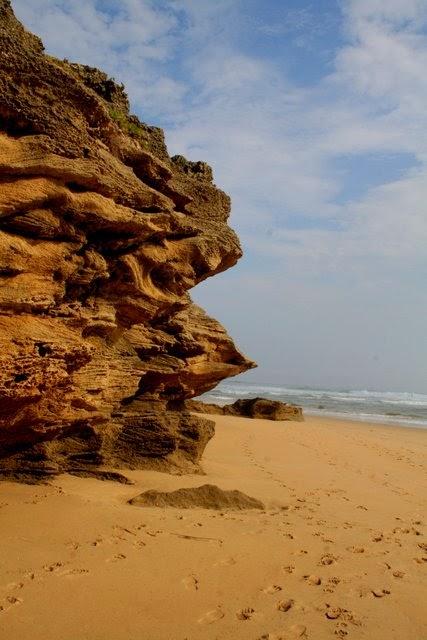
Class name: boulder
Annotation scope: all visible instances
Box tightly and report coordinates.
[186,397,304,421]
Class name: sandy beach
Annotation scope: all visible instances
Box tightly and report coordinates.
[0,414,426,640]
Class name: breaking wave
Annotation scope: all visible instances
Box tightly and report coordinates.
[200,382,427,428]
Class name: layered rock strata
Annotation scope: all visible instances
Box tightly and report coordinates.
[186,398,304,421]
[0,1,254,478]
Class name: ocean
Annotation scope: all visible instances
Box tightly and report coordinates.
[200,381,427,429]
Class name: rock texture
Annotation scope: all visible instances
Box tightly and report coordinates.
[186,398,304,421]
[0,1,255,479]
[129,484,265,510]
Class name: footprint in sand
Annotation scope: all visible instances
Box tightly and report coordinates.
[182,575,199,591]
[304,574,321,585]
[91,538,104,547]
[325,605,361,626]
[1,595,23,613]
[198,607,224,624]
[66,541,80,551]
[263,584,282,594]
[43,562,64,573]
[323,576,341,593]
[319,554,337,566]
[133,539,146,548]
[372,588,391,597]
[347,546,365,554]
[277,599,294,612]
[6,581,24,591]
[59,568,89,577]
[236,607,255,620]
[393,527,410,535]
[334,623,349,638]
[392,570,405,578]
[282,565,295,574]
[372,533,384,542]
[106,553,126,563]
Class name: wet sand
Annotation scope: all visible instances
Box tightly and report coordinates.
[0,414,426,639]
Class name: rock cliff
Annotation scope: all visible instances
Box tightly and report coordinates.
[0,0,255,479]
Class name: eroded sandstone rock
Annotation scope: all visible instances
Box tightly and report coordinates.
[0,0,255,478]
[186,398,304,421]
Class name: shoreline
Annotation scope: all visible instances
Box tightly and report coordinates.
[202,385,427,430]
[203,404,427,431]
[0,413,426,639]
[302,411,427,432]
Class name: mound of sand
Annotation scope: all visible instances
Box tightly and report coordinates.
[129,483,265,510]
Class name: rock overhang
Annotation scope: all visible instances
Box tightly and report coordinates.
[0,0,255,480]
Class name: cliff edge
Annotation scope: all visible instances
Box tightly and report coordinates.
[0,0,255,479]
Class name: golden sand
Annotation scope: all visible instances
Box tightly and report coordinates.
[0,414,426,639]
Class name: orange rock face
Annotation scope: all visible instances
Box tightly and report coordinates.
[0,0,255,478]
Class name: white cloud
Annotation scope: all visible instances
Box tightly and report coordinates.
[165,0,427,270]
[11,0,427,390]
[14,0,427,237]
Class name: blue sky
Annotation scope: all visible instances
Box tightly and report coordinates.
[14,0,427,392]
